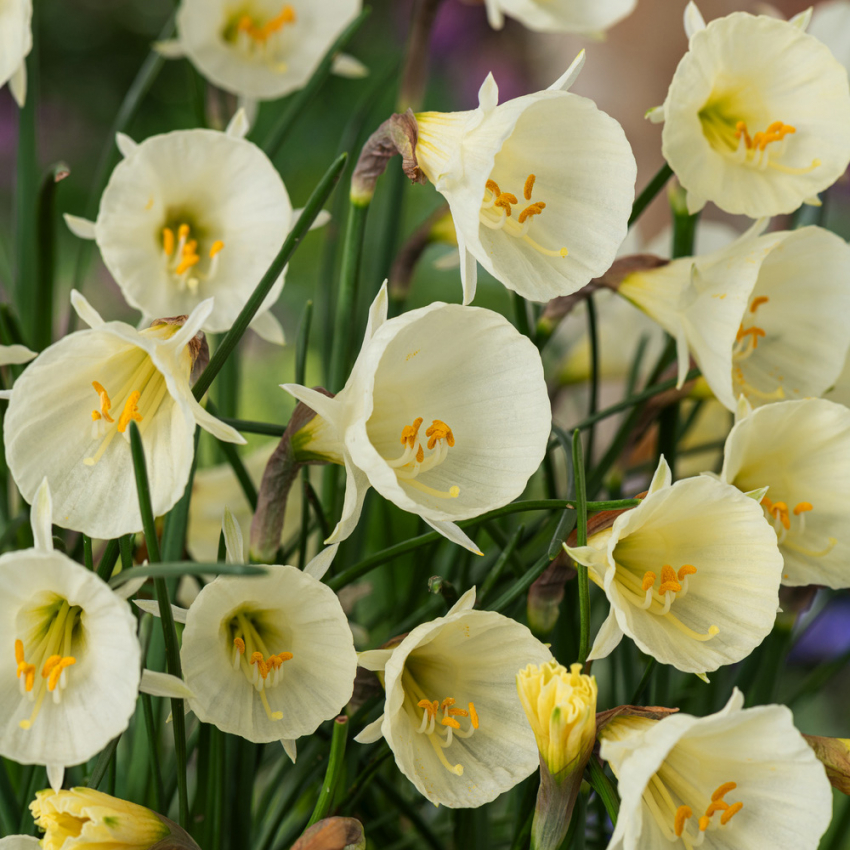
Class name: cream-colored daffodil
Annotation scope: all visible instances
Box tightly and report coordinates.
[0,838,39,849]
[0,0,31,107]
[178,513,356,753]
[355,588,552,808]
[413,55,636,304]
[482,0,635,34]
[3,292,244,540]
[722,397,850,589]
[600,688,832,850]
[156,0,362,102]
[564,457,783,676]
[654,2,850,216]
[283,284,552,554]
[0,481,141,793]
[618,224,850,411]
[64,114,292,342]
[31,787,199,850]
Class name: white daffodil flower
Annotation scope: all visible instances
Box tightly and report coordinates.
[0,838,39,849]
[413,55,636,305]
[722,397,850,590]
[482,0,635,34]
[3,292,244,540]
[618,224,850,411]
[0,0,32,107]
[283,284,552,554]
[64,115,292,342]
[0,481,141,792]
[355,588,552,808]
[654,3,850,217]
[564,457,783,676]
[157,0,361,102]
[600,689,832,850]
[179,514,356,751]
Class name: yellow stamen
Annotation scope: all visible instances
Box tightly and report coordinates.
[486,179,501,197]
[641,571,656,592]
[441,716,460,729]
[523,173,535,201]
[418,699,439,718]
[117,391,143,433]
[209,240,225,258]
[45,657,76,691]
[416,445,424,463]
[711,781,737,801]
[91,381,115,424]
[699,815,711,832]
[674,805,692,837]
[162,227,175,256]
[750,296,769,313]
[468,702,479,729]
[659,564,682,595]
[735,120,795,151]
[175,254,200,276]
[495,194,514,216]
[426,419,455,450]
[400,417,424,449]
[678,564,697,581]
[184,239,198,256]
[736,324,766,348]
[518,202,546,224]
[233,637,246,654]
[704,800,729,817]
[177,223,190,240]
[793,501,813,515]
[720,801,743,825]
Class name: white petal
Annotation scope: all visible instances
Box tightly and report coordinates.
[357,649,394,672]
[140,669,194,699]
[113,575,148,600]
[8,61,26,107]
[354,716,385,744]
[304,543,339,580]
[187,394,246,444]
[423,517,483,555]
[331,53,368,79]
[281,738,297,762]
[246,310,284,345]
[30,478,53,552]
[0,343,35,366]
[478,73,500,114]
[548,50,585,92]
[47,764,64,793]
[326,456,370,544]
[133,598,189,624]
[0,836,41,849]
[115,132,138,159]
[63,213,97,240]
[683,2,706,38]
[225,107,250,139]
[457,233,478,306]
[446,586,477,616]
[153,38,186,58]
[790,7,813,30]
[70,289,105,328]
[587,610,625,660]
[289,207,331,233]
[647,456,672,495]
[364,282,389,341]
[281,383,341,426]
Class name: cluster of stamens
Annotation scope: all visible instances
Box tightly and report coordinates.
[480,173,568,259]
[226,3,296,71]
[236,5,296,43]
[732,295,787,402]
[761,495,836,557]
[162,223,225,293]
[14,601,81,731]
[672,781,743,846]
[730,119,819,174]
[415,696,479,776]
[386,417,460,500]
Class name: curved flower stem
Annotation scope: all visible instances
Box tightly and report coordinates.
[628,162,673,227]
[585,293,600,464]
[572,429,590,666]
[306,716,350,828]
[585,757,619,826]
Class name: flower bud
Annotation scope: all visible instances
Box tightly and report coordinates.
[517,660,597,779]
[804,735,850,795]
[291,817,365,850]
[30,788,199,850]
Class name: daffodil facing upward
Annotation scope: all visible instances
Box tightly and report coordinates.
[722,398,850,589]
[617,224,850,411]
[283,284,551,553]
[412,54,635,304]
[564,457,783,676]
[64,114,292,342]
[157,0,362,102]
[355,588,552,807]
[0,481,141,792]
[599,689,832,850]
[3,292,244,540]
[482,0,636,34]
[654,3,850,216]
[0,0,32,106]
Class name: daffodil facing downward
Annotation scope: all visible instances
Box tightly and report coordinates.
[0,481,141,792]
[654,3,850,216]
[157,0,362,102]
[564,457,783,676]
[722,397,850,590]
[0,0,32,106]
[3,292,244,540]
[64,114,292,342]
[283,284,551,554]
[412,54,636,304]
[355,588,552,808]
[482,0,636,35]
[600,689,832,850]
[617,224,850,411]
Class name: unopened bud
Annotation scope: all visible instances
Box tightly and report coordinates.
[291,817,365,850]
[804,735,850,795]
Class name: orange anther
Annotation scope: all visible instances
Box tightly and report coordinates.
[674,805,692,837]
[699,815,711,832]
[441,716,461,729]
[416,445,424,463]
[736,325,766,348]
[659,565,681,594]
[750,296,769,313]
[162,227,175,256]
[494,195,514,216]
[209,240,225,259]
[233,637,246,654]
[418,699,439,718]
[426,420,455,450]
[678,564,697,581]
[177,223,190,240]
[523,174,535,201]
[91,381,115,424]
[704,800,729,817]
[720,801,743,825]
[46,657,75,691]
[448,706,469,717]
[117,391,143,433]
[469,702,479,729]
[711,781,737,801]
[15,639,24,665]
[793,502,813,515]
[518,202,546,224]
[486,179,501,197]
[175,254,200,276]
[641,571,656,592]
[400,417,424,448]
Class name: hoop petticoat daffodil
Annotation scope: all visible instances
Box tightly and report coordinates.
[3,292,244,540]
[282,284,551,554]
[618,224,850,411]
[599,689,832,850]
[564,457,783,676]
[722,397,850,590]
[0,481,141,793]
[64,113,293,342]
[482,0,636,35]
[355,588,552,808]
[652,3,850,217]
[156,0,362,102]
[0,0,32,107]
[412,54,636,305]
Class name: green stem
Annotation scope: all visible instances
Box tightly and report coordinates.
[512,291,533,339]
[83,535,93,571]
[109,561,265,588]
[306,716,349,827]
[584,294,599,465]
[193,153,347,402]
[0,760,18,836]
[629,657,656,705]
[160,427,200,563]
[141,692,165,814]
[260,9,372,156]
[628,162,673,227]
[217,418,284,438]
[585,758,619,826]
[34,163,68,351]
[87,737,120,790]
[572,430,590,665]
[96,538,121,582]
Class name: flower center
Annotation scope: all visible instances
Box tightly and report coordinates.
[222,4,297,71]
[385,417,460,500]
[663,780,743,849]
[162,222,225,294]
[760,495,836,558]
[732,295,786,403]
[479,174,569,259]
[14,599,82,731]
[611,561,719,642]
[229,612,293,722]
[414,694,479,776]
